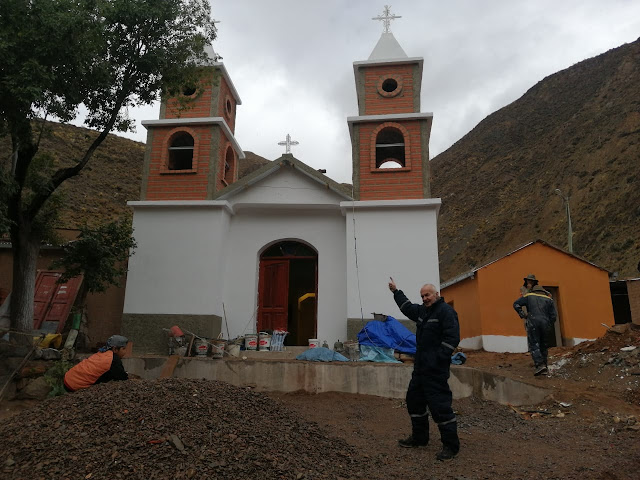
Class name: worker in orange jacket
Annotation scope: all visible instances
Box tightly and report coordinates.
[64,335,129,392]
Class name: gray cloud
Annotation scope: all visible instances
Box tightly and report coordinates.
[101,0,640,184]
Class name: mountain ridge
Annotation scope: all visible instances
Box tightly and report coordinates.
[431,37,640,280]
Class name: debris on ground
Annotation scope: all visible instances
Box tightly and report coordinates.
[0,378,379,480]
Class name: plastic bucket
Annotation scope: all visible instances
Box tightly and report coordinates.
[258,332,272,351]
[212,340,225,359]
[308,338,319,348]
[71,313,81,330]
[227,344,240,357]
[245,334,258,351]
[194,338,209,356]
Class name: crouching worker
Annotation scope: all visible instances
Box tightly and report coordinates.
[63,335,129,392]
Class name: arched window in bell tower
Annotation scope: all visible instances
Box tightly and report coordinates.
[222,145,236,186]
[375,127,405,168]
[167,132,194,170]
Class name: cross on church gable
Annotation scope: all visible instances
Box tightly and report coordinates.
[372,5,401,33]
[278,134,299,154]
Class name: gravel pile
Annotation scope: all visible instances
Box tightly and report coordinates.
[0,378,378,480]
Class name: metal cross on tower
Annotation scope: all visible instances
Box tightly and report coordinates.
[278,134,299,154]
[372,5,401,33]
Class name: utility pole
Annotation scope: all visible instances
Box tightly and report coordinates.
[554,189,573,253]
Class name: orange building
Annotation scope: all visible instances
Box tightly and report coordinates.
[440,240,614,352]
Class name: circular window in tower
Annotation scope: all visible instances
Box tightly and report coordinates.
[382,78,397,92]
[225,97,233,118]
[377,75,403,98]
[182,84,197,96]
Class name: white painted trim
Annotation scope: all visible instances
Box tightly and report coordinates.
[461,335,596,352]
[212,62,242,105]
[231,203,343,213]
[459,336,483,350]
[128,200,233,214]
[564,337,594,347]
[141,117,245,160]
[347,112,433,123]
[340,198,441,214]
[353,57,424,67]
[481,335,529,353]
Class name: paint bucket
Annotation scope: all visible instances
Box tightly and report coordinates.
[245,334,258,351]
[194,338,209,356]
[258,332,272,351]
[212,340,225,359]
[227,344,240,357]
[308,338,319,348]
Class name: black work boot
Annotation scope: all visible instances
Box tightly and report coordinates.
[436,446,458,461]
[534,365,548,376]
[398,435,428,448]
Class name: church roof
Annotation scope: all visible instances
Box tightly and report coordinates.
[368,32,408,61]
[214,154,353,201]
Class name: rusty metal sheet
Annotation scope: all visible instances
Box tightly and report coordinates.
[33,271,83,333]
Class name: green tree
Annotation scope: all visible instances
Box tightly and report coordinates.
[50,216,137,337]
[52,215,137,294]
[0,0,218,340]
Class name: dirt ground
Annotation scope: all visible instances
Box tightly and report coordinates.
[1,326,639,480]
[268,326,640,480]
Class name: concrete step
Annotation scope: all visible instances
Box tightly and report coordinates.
[237,346,309,360]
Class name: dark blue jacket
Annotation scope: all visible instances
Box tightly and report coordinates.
[513,289,557,326]
[393,291,460,376]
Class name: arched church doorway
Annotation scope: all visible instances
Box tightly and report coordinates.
[257,240,318,346]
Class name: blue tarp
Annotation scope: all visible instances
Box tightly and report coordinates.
[357,316,416,354]
[296,347,350,362]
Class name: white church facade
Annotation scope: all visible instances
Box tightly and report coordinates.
[122,30,442,354]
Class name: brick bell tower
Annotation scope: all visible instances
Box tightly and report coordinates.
[139,45,244,201]
[347,14,433,201]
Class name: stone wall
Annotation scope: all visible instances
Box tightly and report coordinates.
[121,313,221,355]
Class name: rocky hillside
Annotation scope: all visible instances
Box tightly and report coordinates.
[1,122,271,230]
[431,38,640,280]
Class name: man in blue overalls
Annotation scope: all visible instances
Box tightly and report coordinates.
[388,278,460,461]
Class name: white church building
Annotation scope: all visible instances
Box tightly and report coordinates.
[122,27,442,354]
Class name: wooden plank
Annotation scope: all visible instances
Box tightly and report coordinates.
[159,355,180,379]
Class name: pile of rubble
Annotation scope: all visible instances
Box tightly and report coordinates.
[1,378,378,480]
[548,324,640,386]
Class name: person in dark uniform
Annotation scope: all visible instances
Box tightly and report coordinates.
[513,286,557,376]
[520,274,551,297]
[63,335,129,392]
[388,278,460,461]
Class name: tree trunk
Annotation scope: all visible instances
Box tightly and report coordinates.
[9,219,40,345]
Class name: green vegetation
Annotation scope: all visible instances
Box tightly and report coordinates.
[43,360,73,397]
[0,0,218,338]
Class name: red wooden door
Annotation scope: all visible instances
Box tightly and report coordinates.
[33,271,83,333]
[33,272,60,328]
[257,260,289,332]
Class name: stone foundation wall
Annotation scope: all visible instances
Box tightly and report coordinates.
[121,314,221,355]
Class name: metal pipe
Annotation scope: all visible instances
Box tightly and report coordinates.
[554,189,573,253]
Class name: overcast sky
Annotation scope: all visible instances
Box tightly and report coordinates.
[111,0,640,184]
